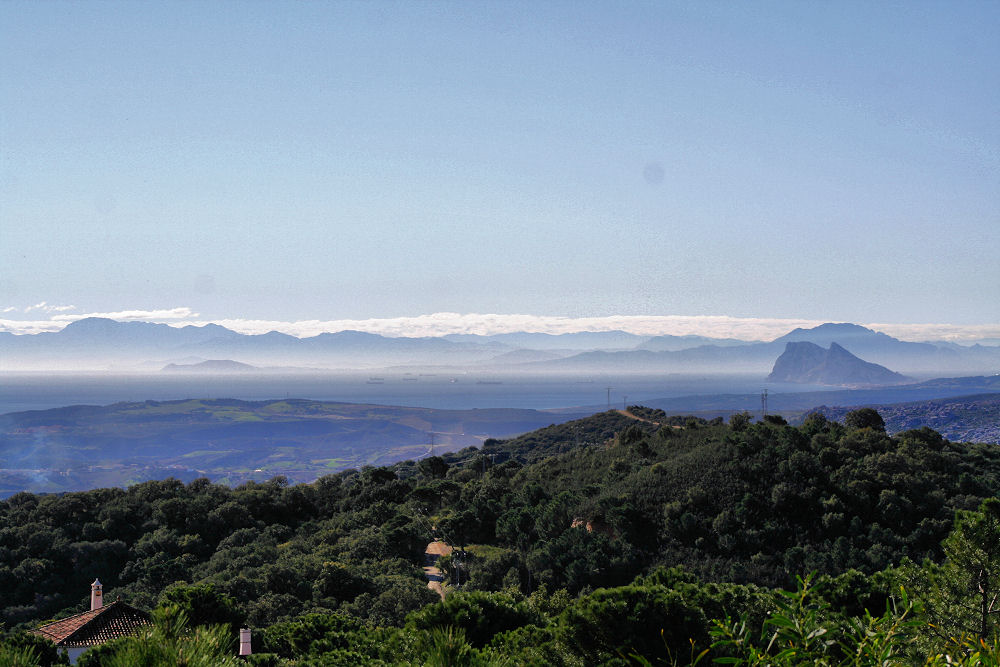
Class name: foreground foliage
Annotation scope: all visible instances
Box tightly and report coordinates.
[3,408,1000,664]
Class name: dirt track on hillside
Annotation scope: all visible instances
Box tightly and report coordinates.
[422,541,452,599]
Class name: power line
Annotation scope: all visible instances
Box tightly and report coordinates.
[413,506,462,589]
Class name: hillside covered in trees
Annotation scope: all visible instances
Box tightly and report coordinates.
[3,408,1000,664]
[806,392,1000,445]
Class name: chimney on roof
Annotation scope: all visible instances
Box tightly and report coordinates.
[239,628,252,656]
[91,579,103,610]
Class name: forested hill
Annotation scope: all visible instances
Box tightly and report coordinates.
[4,409,1000,664]
[471,409,669,464]
[805,392,1000,445]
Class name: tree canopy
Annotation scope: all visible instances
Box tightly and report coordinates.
[3,408,1000,663]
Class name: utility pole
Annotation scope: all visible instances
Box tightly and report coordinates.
[623,395,628,411]
[761,389,768,420]
[607,387,613,410]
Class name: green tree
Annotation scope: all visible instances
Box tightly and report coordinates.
[259,612,366,658]
[0,630,68,666]
[557,583,709,663]
[419,456,450,480]
[709,575,919,667]
[0,644,41,667]
[906,499,1000,645]
[406,590,541,649]
[438,511,474,553]
[843,408,886,432]
[729,412,754,432]
[157,582,243,635]
[313,561,369,602]
[78,605,241,667]
[417,626,476,666]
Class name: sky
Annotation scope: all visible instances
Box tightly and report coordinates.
[1,1,998,341]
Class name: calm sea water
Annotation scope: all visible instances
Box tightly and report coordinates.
[0,371,809,414]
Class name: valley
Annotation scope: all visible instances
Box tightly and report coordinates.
[0,399,588,496]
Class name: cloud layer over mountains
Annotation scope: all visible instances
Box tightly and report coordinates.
[2,309,1000,343]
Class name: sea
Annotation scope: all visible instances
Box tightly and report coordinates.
[0,371,819,415]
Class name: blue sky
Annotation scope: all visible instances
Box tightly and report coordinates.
[1,1,998,338]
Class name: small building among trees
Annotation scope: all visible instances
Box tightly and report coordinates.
[31,579,150,663]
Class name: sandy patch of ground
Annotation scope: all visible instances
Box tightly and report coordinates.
[423,540,453,599]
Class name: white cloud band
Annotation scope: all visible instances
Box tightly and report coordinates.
[2,308,1000,343]
[49,307,197,322]
[22,302,77,314]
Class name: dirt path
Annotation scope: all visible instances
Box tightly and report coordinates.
[422,540,452,600]
[617,409,658,424]
[617,409,681,429]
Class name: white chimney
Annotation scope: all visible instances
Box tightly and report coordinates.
[239,628,252,655]
[90,579,103,610]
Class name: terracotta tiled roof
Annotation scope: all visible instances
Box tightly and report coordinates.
[32,601,151,647]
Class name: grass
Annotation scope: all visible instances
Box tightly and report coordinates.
[180,450,239,458]
[117,399,209,415]
[463,544,512,558]
[207,409,262,422]
[313,458,351,468]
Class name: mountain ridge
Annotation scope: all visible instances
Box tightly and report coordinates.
[522,324,999,375]
[1,318,998,375]
[767,341,911,386]
[162,359,259,373]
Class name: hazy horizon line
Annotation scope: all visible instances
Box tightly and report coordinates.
[3,307,1000,343]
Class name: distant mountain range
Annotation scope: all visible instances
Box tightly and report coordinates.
[522,323,1000,375]
[0,318,509,370]
[443,330,647,350]
[767,341,910,386]
[637,334,751,351]
[1,318,998,376]
[163,359,261,373]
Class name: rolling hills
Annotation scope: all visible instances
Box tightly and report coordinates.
[0,399,586,496]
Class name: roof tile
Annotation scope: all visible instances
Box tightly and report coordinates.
[32,601,151,647]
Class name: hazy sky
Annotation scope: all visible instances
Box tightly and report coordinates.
[2,1,998,337]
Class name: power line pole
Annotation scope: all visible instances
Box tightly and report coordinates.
[761,389,768,420]
[481,452,494,475]
[607,387,613,410]
[623,395,628,411]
